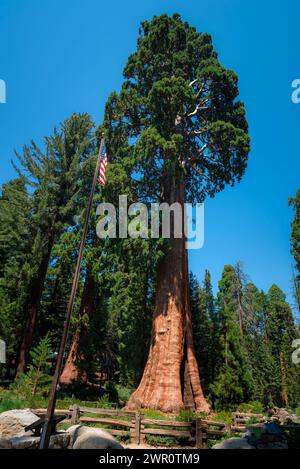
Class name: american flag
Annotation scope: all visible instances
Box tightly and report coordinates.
[98,141,108,187]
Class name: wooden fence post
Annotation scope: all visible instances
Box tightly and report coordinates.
[134,413,142,445]
[195,418,203,449]
[71,404,80,424]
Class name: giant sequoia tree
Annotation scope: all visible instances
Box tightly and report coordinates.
[103,14,250,413]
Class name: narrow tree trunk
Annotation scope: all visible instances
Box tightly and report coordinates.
[280,352,288,406]
[16,232,55,376]
[60,270,96,385]
[127,176,210,413]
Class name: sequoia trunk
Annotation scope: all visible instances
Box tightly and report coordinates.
[127,176,210,413]
[60,269,96,385]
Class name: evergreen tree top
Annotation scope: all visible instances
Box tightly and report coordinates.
[104,13,250,204]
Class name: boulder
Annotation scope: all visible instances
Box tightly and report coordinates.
[67,425,123,449]
[8,432,70,449]
[0,438,12,449]
[212,437,255,450]
[246,422,287,448]
[8,435,40,449]
[0,409,39,438]
[270,407,298,424]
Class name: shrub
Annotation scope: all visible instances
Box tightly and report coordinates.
[10,335,52,399]
[0,396,24,413]
[115,385,133,406]
[176,408,195,422]
[97,394,113,409]
[237,401,264,414]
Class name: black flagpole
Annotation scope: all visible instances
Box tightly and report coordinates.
[39,136,105,449]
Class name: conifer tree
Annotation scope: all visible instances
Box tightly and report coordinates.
[59,127,160,387]
[14,113,95,375]
[0,179,33,378]
[190,270,217,396]
[104,13,250,413]
[265,284,299,406]
[211,265,253,407]
[289,190,300,314]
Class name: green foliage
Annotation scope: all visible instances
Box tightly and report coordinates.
[289,189,300,313]
[176,408,195,422]
[104,380,119,403]
[142,409,169,420]
[0,179,33,377]
[97,394,114,409]
[115,432,131,444]
[210,265,254,408]
[265,285,299,406]
[237,401,264,414]
[11,335,52,399]
[105,13,250,206]
[0,395,24,413]
[0,13,298,419]
[295,405,300,420]
[190,270,217,397]
[115,385,134,406]
[211,410,232,425]
[145,434,188,447]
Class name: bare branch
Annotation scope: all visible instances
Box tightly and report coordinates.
[186,144,207,165]
[185,129,206,137]
[187,98,209,117]
[189,79,198,87]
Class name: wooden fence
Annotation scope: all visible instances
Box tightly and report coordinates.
[232,412,266,431]
[70,406,235,448]
[30,405,237,448]
[33,407,299,448]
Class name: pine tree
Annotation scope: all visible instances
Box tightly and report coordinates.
[104,13,250,413]
[14,113,95,375]
[0,178,33,378]
[265,284,299,406]
[289,190,300,314]
[242,284,277,406]
[12,334,52,398]
[211,265,253,407]
[190,270,217,396]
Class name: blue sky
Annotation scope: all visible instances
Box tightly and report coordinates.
[0,0,299,307]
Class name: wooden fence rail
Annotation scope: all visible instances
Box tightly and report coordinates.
[31,407,289,448]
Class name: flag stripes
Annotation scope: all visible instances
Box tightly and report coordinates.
[98,142,108,187]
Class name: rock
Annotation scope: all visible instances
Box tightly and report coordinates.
[246,422,289,449]
[246,422,283,446]
[260,423,283,444]
[270,407,298,424]
[9,435,40,449]
[8,432,70,449]
[67,425,123,449]
[212,437,255,449]
[49,432,70,449]
[0,409,39,438]
[0,438,12,449]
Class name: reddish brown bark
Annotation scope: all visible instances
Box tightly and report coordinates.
[60,270,96,385]
[126,176,210,413]
[16,231,55,376]
[280,352,288,406]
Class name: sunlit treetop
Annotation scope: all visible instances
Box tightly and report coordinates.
[104,13,250,203]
